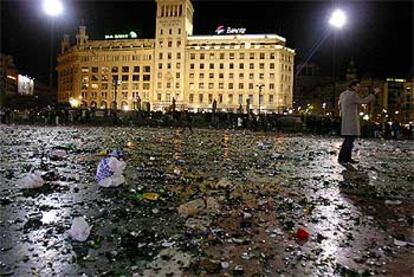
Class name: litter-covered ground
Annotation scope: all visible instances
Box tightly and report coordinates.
[0,125,413,276]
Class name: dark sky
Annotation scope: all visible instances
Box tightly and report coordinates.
[1,0,413,85]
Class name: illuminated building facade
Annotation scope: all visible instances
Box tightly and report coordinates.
[57,0,295,112]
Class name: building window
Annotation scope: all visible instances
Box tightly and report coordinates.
[219,94,223,103]
[176,72,180,79]
[102,83,108,90]
[167,52,172,59]
[220,53,225,59]
[111,66,118,73]
[177,53,181,59]
[159,53,163,60]
[190,63,195,69]
[239,63,244,69]
[122,91,128,99]
[82,67,89,73]
[157,93,162,101]
[177,40,181,47]
[199,94,203,103]
[143,66,151,72]
[168,41,173,47]
[209,73,214,79]
[169,29,172,35]
[270,53,276,59]
[209,63,214,69]
[143,83,150,90]
[190,73,194,79]
[122,75,129,81]
[157,72,162,79]
[228,94,233,104]
[176,63,181,69]
[250,53,255,59]
[219,73,224,79]
[249,83,254,89]
[157,82,162,89]
[238,94,243,104]
[190,83,195,89]
[208,94,213,103]
[200,64,205,69]
[239,83,244,89]
[240,53,245,59]
[208,83,214,89]
[269,95,274,103]
[229,83,234,89]
[143,75,151,81]
[200,53,205,59]
[249,63,254,69]
[189,94,194,103]
[200,73,205,79]
[249,73,254,80]
[92,67,98,73]
[133,66,140,72]
[122,66,129,73]
[219,63,224,69]
[260,53,265,59]
[230,53,235,59]
[178,28,181,34]
[158,63,163,69]
[176,82,180,89]
[239,73,244,79]
[219,83,224,89]
[259,73,264,79]
[121,83,128,90]
[259,63,265,69]
[190,53,195,59]
[270,63,275,69]
[229,73,234,79]
[269,83,275,90]
[229,63,234,69]
[199,83,204,89]
[167,82,171,88]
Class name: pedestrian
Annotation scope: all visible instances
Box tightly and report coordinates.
[180,109,194,135]
[337,80,379,164]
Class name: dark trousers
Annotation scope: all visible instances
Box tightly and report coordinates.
[338,136,356,161]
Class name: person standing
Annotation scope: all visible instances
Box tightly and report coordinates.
[338,80,379,164]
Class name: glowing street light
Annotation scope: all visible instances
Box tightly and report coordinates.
[329,8,346,115]
[329,9,346,29]
[42,0,63,17]
[43,0,63,100]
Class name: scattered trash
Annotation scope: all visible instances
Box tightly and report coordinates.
[295,227,310,241]
[142,192,160,201]
[17,172,44,189]
[385,200,402,205]
[178,197,219,218]
[69,217,91,242]
[96,156,126,187]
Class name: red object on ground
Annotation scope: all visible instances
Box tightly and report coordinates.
[296,228,310,240]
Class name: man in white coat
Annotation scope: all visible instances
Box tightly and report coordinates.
[338,80,379,164]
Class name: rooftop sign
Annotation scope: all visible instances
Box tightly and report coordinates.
[105,31,138,40]
[215,25,246,35]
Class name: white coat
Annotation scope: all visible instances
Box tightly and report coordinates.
[338,90,375,136]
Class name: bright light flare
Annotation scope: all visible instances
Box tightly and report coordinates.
[329,9,346,29]
[42,0,63,17]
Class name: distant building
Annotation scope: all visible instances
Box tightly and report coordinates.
[57,0,295,113]
[383,78,414,123]
[0,53,54,108]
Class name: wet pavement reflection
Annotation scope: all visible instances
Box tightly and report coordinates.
[0,126,413,276]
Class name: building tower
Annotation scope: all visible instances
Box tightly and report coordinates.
[153,0,194,110]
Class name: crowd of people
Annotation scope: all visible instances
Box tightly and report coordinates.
[0,105,412,139]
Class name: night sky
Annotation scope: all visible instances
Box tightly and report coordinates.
[1,0,413,85]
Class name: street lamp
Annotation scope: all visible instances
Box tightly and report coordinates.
[256,84,264,115]
[329,8,346,115]
[112,76,121,110]
[42,0,63,95]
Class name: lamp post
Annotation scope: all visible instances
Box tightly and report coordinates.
[42,0,63,94]
[256,83,264,115]
[112,76,121,110]
[328,9,346,115]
